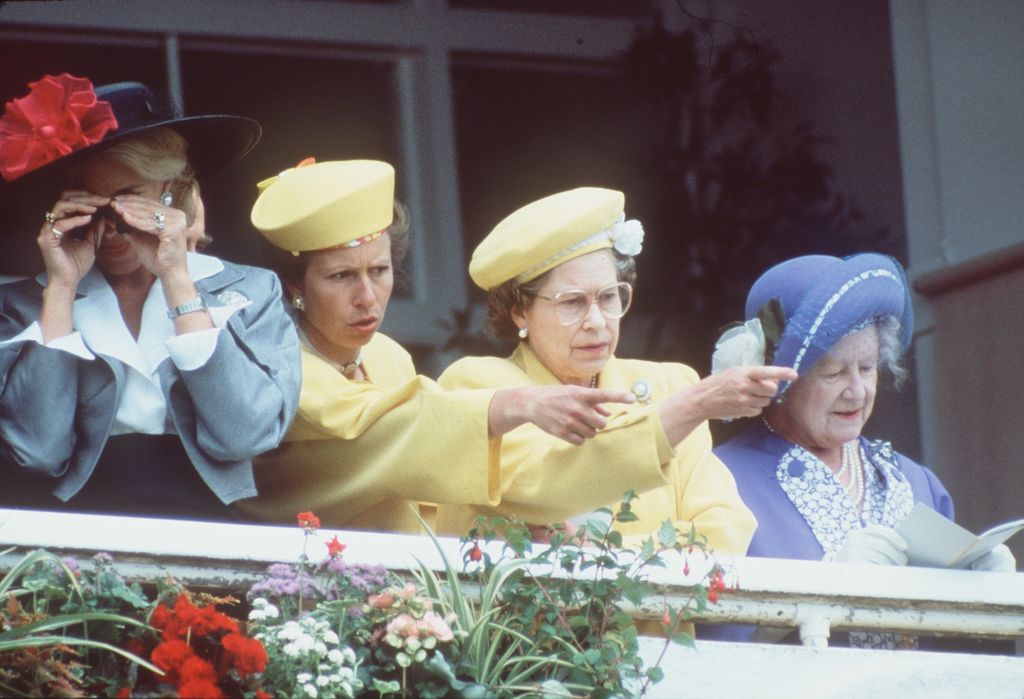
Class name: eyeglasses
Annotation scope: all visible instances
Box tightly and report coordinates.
[533,282,633,326]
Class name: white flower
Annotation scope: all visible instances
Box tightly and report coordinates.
[317,675,331,687]
[327,648,345,664]
[263,603,279,619]
[711,318,767,374]
[323,629,339,644]
[610,217,644,257]
[294,635,316,653]
[304,683,319,698]
[297,673,314,684]
[283,641,301,657]
[277,621,301,641]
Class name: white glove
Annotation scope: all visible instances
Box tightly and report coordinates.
[832,524,908,566]
[970,544,1017,573]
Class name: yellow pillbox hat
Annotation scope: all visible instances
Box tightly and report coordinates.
[469,187,642,290]
[251,159,394,254]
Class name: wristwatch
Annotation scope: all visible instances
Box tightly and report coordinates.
[167,295,207,319]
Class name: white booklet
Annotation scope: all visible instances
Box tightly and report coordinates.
[895,503,1024,569]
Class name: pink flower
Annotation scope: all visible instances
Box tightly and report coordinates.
[368,592,395,609]
[0,73,117,181]
[418,611,454,642]
[386,613,420,639]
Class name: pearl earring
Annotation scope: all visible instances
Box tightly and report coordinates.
[160,191,174,206]
[292,296,305,311]
[517,327,528,340]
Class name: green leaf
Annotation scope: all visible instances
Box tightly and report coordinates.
[614,510,639,523]
[671,631,696,648]
[657,520,677,548]
[373,678,402,694]
[646,666,665,683]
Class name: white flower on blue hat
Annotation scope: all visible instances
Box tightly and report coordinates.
[609,215,644,257]
[711,318,767,374]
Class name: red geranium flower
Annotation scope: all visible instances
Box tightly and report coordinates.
[0,73,118,181]
[326,534,346,558]
[177,679,225,699]
[221,632,268,676]
[296,511,320,531]
[151,638,195,681]
[180,656,218,683]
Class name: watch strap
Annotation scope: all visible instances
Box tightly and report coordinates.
[167,295,207,319]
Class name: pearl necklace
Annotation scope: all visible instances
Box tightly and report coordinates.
[839,440,865,511]
[299,327,362,376]
[764,416,865,511]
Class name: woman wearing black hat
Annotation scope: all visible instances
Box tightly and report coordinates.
[0,73,300,519]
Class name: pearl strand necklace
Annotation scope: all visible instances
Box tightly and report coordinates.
[764,416,865,511]
[840,440,865,511]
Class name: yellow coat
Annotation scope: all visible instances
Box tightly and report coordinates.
[436,343,757,555]
[237,333,498,533]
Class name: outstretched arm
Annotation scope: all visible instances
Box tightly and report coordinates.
[488,385,634,445]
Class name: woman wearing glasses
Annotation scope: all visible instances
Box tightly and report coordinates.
[436,187,793,549]
[237,162,637,533]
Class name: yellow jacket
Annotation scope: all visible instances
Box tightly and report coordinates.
[237,333,498,532]
[436,343,757,555]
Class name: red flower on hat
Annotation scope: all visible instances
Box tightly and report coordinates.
[0,73,118,182]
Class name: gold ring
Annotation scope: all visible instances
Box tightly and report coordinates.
[44,211,58,223]
[51,226,64,240]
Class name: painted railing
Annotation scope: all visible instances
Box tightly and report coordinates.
[3,508,1024,698]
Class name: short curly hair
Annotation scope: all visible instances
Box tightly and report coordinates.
[485,249,637,344]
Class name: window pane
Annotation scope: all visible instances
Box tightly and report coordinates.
[452,63,662,306]
[179,46,402,276]
[447,0,648,18]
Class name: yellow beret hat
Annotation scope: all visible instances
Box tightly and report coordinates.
[469,187,644,290]
[251,159,395,254]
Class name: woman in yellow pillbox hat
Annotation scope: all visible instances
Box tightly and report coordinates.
[436,187,797,551]
[236,160,635,533]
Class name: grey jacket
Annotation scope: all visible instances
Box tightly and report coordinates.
[0,260,301,504]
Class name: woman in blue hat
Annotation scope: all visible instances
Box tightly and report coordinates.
[0,73,300,519]
[707,253,1015,642]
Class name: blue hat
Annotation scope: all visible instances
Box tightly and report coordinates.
[745,253,913,381]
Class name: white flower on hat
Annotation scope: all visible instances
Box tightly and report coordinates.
[610,216,644,257]
[711,318,766,374]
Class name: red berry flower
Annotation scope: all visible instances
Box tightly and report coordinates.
[0,73,118,181]
[468,543,483,562]
[326,534,346,558]
[296,511,321,531]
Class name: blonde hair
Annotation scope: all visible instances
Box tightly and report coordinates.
[70,127,198,223]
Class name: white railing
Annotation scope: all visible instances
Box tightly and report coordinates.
[3,509,1024,698]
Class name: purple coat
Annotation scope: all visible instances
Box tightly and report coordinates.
[715,422,954,562]
[699,422,954,643]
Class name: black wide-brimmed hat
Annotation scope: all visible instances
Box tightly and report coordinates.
[0,73,261,195]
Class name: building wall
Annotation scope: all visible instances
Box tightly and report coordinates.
[890,0,1024,557]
